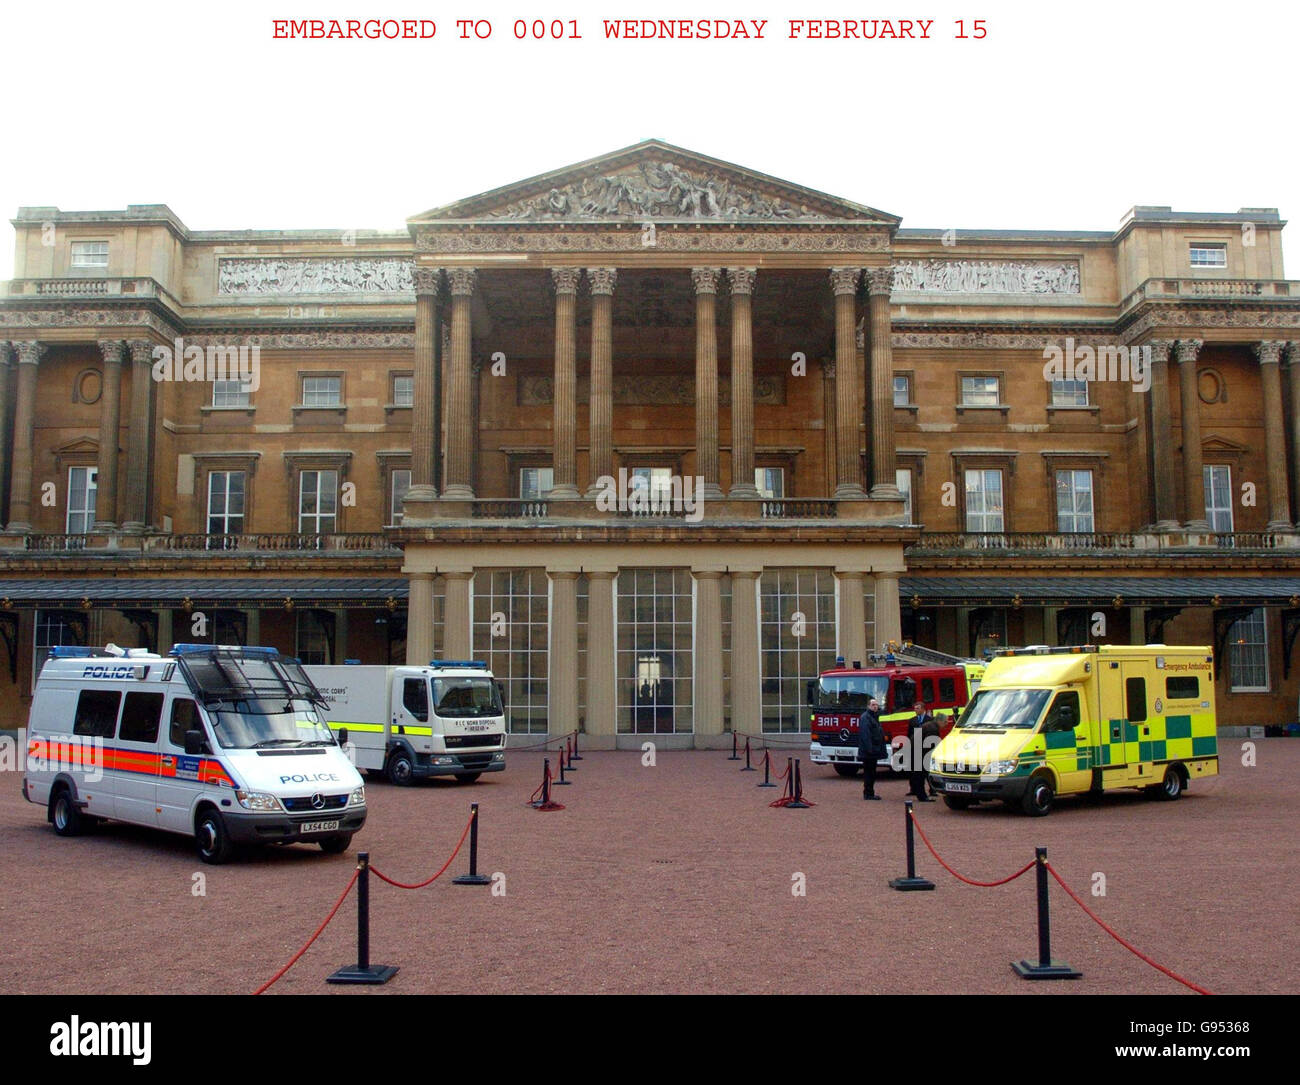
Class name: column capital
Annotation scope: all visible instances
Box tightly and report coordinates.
[1255,339,1285,366]
[446,267,477,297]
[0,340,13,365]
[414,266,442,295]
[1174,338,1203,364]
[829,267,860,296]
[692,568,726,581]
[97,339,126,367]
[548,569,581,582]
[863,265,895,297]
[13,340,46,366]
[1285,341,1300,365]
[726,267,757,295]
[551,267,582,295]
[127,339,155,365]
[691,267,720,294]
[587,267,618,295]
[585,568,618,581]
[1146,338,1174,363]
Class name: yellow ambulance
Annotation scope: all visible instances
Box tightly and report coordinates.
[929,645,1218,816]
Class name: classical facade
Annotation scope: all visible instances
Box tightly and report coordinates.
[2,140,1300,743]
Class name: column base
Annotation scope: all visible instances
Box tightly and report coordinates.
[1152,520,1181,533]
[92,520,119,533]
[869,484,904,501]
[440,485,475,500]
[834,484,867,500]
[585,480,611,499]
[727,483,760,499]
[1267,519,1294,533]
[1183,519,1211,532]
[5,522,32,535]
[120,522,146,536]
[700,482,725,501]
[546,485,581,500]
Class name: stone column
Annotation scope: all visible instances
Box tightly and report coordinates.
[406,572,434,665]
[1146,339,1179,531]
[406,267,442,517]
[830,268,864,498]
[692,267,723,499]
[836,571,867,665]
[729,570,761,737]
[550,269,582,498]
[820,359,837,496]
[157,607,174,655]
[727,268,759,498]
[548,571,579,734]
[1257,340,1293,531]
[443,570,473,658]
[585,571,617,737]
[0,343,14,526]
[443,269,476,499]
[93,340,125,530]
[586,269,617,497]
[1288,342,1300,523]
[1176,338,1209,531]
[245,608,260,649]
[865,266,902,499]
[6,340,45,533]
[693,570,724,739]
[873,571,903,651]
[122,339,156,533]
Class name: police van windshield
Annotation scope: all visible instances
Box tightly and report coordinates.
[209,705,336,749]
[433,677,502,718]
[817,675,889,714]
[958,688,1051,730]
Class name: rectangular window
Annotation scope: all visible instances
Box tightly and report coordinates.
[1055,469,1095,533]
[74,689,120,738]
[402,678,429,721]
[630,467,676,502]
[1125,677,1147,722]
[760,568,836,734]
[964,469,1004,532]
[1051,379,1089,407]
[34,611,76,686]
[212,380,251,408]
[1166,676,1200,700]
[755,467,784,499]
[299,470,338,533]
[896,468,913,523]
[1189,243,1227,268]
[392,375,414,407]
[390,469,411,525]
[169,699,202,747]
[207,471,246,536]
[70,241,109,268]
[1228,608,1268,692]
[67,467,98,534]
[618,568,694,734]
[295,611,332,666]
[519,467,554,500]
[119,691,165,744]
[960,375,1000,406]
[301,376,342,407]
[939,676,956,702]
[473,569,550,734]
[1204,464,1233,532]
[893,375,911,406]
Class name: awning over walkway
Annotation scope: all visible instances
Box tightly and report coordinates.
[901,576,1300,607]
[0,578,409,608]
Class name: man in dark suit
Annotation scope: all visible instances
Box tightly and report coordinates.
[858,697,886,800]
[907,701,940,801]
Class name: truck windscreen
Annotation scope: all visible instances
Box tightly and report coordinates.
[958,688,1051,730]
[817,675,889,714]
[433,677,502,718]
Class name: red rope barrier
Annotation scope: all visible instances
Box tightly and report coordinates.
[370,813,475,890]
[908,813,1035,887]
[507,729,577,753]
[1044,862,1212,995]
[253,869,359,995]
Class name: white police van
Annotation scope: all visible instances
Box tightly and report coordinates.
[22,644,366,864]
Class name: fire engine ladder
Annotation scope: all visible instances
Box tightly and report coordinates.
[888,643,982,667]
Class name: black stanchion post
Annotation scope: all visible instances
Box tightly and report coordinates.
[1012,847,1081,980]
[889,800,936,891]
[554,748,571,785]
[758,748,777,787]
[787,758,811,808]
[571,730,583,761]
[741,737,756,772]
[454,803,491,886]
[328,852,399,984]
[728,731,741,761]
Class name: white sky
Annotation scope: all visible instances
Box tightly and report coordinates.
[2,0,1297,277]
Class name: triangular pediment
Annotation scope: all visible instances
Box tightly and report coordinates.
[55,438,99,457]
[410,140,899,226]
[1201,434,1249,455]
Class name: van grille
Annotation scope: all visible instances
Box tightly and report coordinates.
[446,733,501,749]
[282,793,349,812]
[458,754,495,770]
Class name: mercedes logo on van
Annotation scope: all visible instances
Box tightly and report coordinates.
[310,793,325,810]
[840,728,851,742]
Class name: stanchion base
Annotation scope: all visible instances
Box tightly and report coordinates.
[327,964,399,985]
[552,779,572,785]
[727,756,741,761]
[888,876,936,892]
[1011,960,1082,980]
[452,874,492,886]
[531,800,565,811]
[785,800,811,808]
[570,753,583,761]
[740,766,756,772]
[757,782,778,788]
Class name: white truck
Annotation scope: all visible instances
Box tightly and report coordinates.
[306,660,507,785]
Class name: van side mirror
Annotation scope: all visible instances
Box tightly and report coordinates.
[184,730,204,755]
[337,727,348,747]
[806,679,817,707]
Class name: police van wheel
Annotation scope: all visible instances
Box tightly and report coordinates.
[196,810,233,865]
[1157,766,1184,801]
[50,788,84,837]
[833,764,860,778]
[318,835,350,854]
[1022,776,1055,817]
[387,752,415,787]
[942,794,972,811]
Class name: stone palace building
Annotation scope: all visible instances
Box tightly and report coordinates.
[2,140,1299,743]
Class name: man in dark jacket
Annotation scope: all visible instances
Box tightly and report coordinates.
[858,697,886,800]
[907,701,939,801]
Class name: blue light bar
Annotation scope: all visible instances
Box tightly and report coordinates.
[429,660,488,669]
[49,646,95,658]
[169,644,280,658]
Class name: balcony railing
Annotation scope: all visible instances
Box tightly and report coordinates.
[24,534,89,552]
[151,533,395,552]
[908,531,1297,552]
[760,499,838,519]
[1121,276,1296,311]
[472,501,549,518]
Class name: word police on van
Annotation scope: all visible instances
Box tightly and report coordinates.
[23,644,366,863]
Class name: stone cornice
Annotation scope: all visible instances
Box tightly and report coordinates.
[413,223,891,255]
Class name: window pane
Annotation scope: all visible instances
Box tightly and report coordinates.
[1228,608,1268,690]
[961,376,1000,406]
[892,375,910,406]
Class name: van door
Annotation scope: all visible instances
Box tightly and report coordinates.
[71,687,121,818]
[1098,661,1149,779]
[394,676,433,748]
[1040,689,1090,795]
[114,690,166,827]
[157,697,209,833]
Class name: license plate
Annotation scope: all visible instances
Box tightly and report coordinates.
[299,820,340,834]
[947,782,972,793]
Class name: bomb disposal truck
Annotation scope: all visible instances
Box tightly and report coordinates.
[306,661,506,785]
[22,644,366,863]
[929,644,1218,816]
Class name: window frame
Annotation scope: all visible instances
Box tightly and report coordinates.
[66,466,98,534]
[1188,243,1228,269]
[70,240,109,268]
[1204,463,1234,533]
[206,469,247,537]
[1054,468,1095,533]
[963,467,1006,533]
[297,372,345,410]
[298,468,339,535]
[957,373,1004,411]
[390,372,415,409]
[1227,608,1269,693]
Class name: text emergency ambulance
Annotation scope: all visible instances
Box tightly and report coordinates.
[929,644,1219,816]
[22,644,366,863]
[305,661,506,785]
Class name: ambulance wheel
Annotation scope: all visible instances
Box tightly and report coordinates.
[1156,766,1184,801]
[386,751,415,787]
[318,835,350,854]
[195,809,234,865]
[942,794,973,811]
[50,788,84,837]
[833,764,860,778]
[1022,775,1055,817]
[454,773,482,784]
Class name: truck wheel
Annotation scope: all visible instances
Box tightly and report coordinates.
[195,809,234,865]
[942,794,973,811]
[318,835,351,854]
[833,764,860,778]
[1156,766,1184,801]
[1022,775,1055,817]
[50,788,84,837]
[386,751,415,787]
[454,773,482,784]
